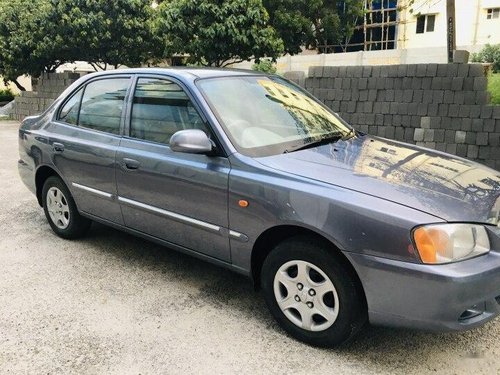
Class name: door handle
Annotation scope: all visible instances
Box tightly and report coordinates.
[123,158,140,170]
[53,142,65,153]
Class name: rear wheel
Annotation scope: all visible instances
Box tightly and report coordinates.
[42,176,91,239]
[261,236,366,347]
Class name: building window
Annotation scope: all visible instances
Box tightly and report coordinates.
[487,8,499,19]
[416,14,436,33]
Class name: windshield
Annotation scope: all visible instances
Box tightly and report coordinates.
[197,76,352,157]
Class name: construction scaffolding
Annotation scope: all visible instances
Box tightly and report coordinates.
[319,0,401,53]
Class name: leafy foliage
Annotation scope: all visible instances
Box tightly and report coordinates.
[263,0,364,54]
[0,0,158,88]
[155,0,284,67]
[0,88,15,102]
[252,59,277,74]
[471,44,500,73]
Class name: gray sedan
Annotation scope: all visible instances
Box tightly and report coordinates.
[18,68,500,347]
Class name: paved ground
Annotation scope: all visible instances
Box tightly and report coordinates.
[0,120,499,374]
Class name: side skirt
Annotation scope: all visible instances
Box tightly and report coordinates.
[79,211,251,278]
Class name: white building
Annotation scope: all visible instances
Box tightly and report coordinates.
[397,0,500,52]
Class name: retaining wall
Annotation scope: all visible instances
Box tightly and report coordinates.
[10,72,81,121]
[285,63,500,170]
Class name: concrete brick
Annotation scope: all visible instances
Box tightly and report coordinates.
[489,133,500,146]
[457,64,469,78]
[451,77,463,91]
[413,90,423,103]
[438,104,449,116]
[404,128,414,141]
[408,102,418,115]
[456,144,468,157]
[457,105,471,119]
[416,64,427,77]
[463,77,474,90]
[403,90,413,103]
[454,91,465,105]
[358,78,368,89]
[470,105,481,118]
[368,90,377,101]
[444,90,454,103]
[376,77,386,89]
[377,126,385,137]
[368,78,377,89]
[414,128,425,141]
[417,103,428,116]
[483,119,495,132]
[426,64,438,77]
[478,146,491,159]
[385,127,395,138]
[421,117,431,128]
[445,130,455,143]
[469,64,485,77]
[424,129,435,141]
[390,102,399,113]
[446,63,459,77]
[421,77,432,90]
[472,118,484,132]
[407,64,417,77]
[397,65,407,77]
[476,91,489,105]
[362,66,372,77]
[434,129,445,142]
[465,132,477,144]
[386,89,395,101]
[467,145,479,159]
[476,132,488,145]
[428,103,439,116]
[492,106,500,119]
[446,144,457,154]
[359,90,368,101]
[455,131,466,143]
[432,90,444,103]
[437,64,448,77]
[481,106,493,119]
[441,77,453,90]
[431,77,442,90]
[398,103,409,115]
[448,104,459,117]
[375,114,384,125]
[473,77,488,91]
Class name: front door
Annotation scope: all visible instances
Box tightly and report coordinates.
[115,77,231,261]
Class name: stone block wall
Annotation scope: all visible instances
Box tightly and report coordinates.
[285,63,500,170]
[11,72,82,121]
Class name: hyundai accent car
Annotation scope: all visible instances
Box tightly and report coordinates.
[18,68,500,347]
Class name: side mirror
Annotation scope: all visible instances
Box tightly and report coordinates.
[169,129,213,154]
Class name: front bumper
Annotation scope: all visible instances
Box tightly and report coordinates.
[344,236,500,331]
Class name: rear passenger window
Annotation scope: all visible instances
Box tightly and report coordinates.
[79,78,130,134]
[130,78,207,144]
[59,88,83,125]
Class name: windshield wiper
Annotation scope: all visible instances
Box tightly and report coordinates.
[284,134,343,153]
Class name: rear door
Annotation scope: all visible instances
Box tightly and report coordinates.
[115,76,231,261]
[49,76,132,224]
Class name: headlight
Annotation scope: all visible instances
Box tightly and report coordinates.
[413,223,490,264]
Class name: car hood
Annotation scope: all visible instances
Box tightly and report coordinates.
[257,135,500,223]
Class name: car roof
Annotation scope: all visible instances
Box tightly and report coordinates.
[82,67,265,81]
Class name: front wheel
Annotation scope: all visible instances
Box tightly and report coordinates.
[261,236,366,347]
[42,176,91,239]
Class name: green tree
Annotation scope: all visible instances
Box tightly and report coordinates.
[155,0,284,67]
[0,0,159,90]
[48,0,160,70]
[263,0,364,54]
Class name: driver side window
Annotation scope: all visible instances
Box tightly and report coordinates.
[130,78,208,145]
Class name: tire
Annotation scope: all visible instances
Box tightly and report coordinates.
[261,236,367,347]
[42,176,91,239]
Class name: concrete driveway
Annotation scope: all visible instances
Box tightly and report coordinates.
[0,120,498,374]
